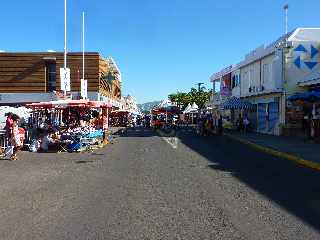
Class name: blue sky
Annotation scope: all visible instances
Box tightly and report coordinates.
[1,0,320,103]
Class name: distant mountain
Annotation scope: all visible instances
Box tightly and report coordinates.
[137,100,162,112]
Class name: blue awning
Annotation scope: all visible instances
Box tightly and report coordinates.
[222,97,254,110]
[288,91,320,102]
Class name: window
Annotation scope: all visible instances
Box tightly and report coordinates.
[214,81,221,93]
[262,63,269,84]
[232,75,236,88]
[249,68,254,87]
[46,63,56,92]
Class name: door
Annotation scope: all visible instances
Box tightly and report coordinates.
[257,103,267,132]
[268,102,279,132]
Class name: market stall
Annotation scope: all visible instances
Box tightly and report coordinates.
[26,99,112,152]
[151,106,180,128]
[288,91,320,141]
[109,110,131,127]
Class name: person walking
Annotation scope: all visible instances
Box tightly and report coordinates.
[10,114,23,161]
[243,115,250,133]
[218,115,223,136]
[5,112,13,146]
[237,114,243,132]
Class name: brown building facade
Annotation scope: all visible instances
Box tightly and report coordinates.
[0,52,121,105]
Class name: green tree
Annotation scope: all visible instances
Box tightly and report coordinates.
[168,87,211,110]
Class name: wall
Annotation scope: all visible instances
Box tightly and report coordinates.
[0,53,47,92]
[231,69,241,97]
[0,52,100,93]
[285,41,320,96]
[240,52,281,98]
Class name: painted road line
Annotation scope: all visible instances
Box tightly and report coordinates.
[162,137,178,149]
[156,129,179,149]
[225,133,320,171]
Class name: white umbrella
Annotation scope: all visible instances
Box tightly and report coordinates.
[183,103,192,114]
[158,99,173,123]
[157,99,171,108]
[191,102,198,110]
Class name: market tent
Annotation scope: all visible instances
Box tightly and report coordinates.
[191,102,199,111]
[183,103,192,114]
[27,100,112,109]
[222,97,254,110]
[157,99,174,109]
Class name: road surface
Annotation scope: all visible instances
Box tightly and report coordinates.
[0,127,320,239]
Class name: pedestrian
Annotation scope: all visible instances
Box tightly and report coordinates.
[237,114,243,132]
[5,112,13,146]
[218,115,223,136]
[243,115,250,133]
[10,114,23,161]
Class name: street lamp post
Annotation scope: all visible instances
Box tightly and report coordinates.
[196,82,204,92]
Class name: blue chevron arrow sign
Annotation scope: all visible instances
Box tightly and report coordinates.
[293,44,319,69]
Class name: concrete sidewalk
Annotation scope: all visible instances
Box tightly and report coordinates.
[224,130,320,170]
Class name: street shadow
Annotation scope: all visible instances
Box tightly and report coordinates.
[207,163,235,173]
[116,127,159,138]
[91,153,104,156]
[177,127,320,232]
[75,160,95,164]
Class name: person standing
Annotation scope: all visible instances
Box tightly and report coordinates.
[10,115,23,161]
[5,112,13,146]
[218,115,223,136]
[237,114,243,132]
[243,115,250,133]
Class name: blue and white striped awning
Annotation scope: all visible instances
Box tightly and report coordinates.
[222,97,254,110]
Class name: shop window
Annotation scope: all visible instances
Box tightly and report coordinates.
[46,63,56,92]
[249,69,254,87]
[263,63,269,84]
[232,75,236,88]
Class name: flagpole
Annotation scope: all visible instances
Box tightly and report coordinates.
[64,0,67,96]
[64,0,67,69]
[82,11,85,85]
[82,11,85,99]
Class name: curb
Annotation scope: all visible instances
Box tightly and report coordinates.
[224,133,320,171]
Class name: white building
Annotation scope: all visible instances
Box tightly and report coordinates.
[209,27,320,135]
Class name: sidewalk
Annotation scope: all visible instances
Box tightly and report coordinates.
[224,130,320,170]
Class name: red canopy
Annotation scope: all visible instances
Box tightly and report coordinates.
[26,100,112,109]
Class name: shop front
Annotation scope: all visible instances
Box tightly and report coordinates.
[288,91,320,142]
[244,94,282,135]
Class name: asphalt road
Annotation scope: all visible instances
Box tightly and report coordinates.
[1,127,320,239]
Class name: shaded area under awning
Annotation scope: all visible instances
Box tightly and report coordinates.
[288,91,320,102]
[222,97,254,110]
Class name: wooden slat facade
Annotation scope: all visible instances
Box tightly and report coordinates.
[0,52,121,99]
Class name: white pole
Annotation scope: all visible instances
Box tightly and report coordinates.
[64,0,67,69]
[284,4,289,46]
[82,12,85,83]
[64,0,67,96]
[82,11,85,99]
[285,6,288,35]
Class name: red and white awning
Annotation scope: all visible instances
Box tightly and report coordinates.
[26,100,112,109]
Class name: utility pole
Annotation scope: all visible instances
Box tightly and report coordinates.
[196,82,204,92]
[281,4,289,128]
[284,4,288,36]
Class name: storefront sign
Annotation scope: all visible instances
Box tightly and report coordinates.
[81,79,88,99]
[220,86,231,96]
[60,68,71,92]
